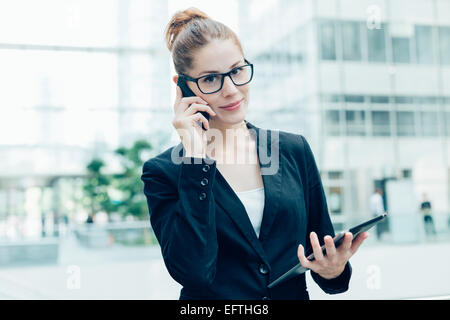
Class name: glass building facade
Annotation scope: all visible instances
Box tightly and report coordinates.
[238,0,450,231]
[0,0,171,240]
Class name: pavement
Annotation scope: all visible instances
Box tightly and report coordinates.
[0,231,449,300]
[307,235,450,300]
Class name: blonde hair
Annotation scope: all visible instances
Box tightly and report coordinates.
[164,7,244,75]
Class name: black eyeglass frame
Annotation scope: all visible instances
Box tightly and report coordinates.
[179,59,254,94]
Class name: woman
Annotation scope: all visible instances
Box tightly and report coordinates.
[141,7,368,300]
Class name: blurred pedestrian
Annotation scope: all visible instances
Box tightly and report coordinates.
[86,213,94,224]
[420,193,436,237]
[370,188,385,240]
[41,214,46,237]
[53,213,60,237]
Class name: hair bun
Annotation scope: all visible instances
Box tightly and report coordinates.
[165,7,209,51]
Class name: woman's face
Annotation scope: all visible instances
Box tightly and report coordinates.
[174,38,250,128]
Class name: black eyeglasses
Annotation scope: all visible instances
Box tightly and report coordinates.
[179,59,254,94]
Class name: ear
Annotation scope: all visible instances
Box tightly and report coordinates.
[173,75,178,84]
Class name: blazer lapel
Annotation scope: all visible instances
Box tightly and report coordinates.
[213,120,282,264]
[213,172,269,262]
[245,121,282,243]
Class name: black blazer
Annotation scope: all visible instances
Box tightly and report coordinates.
[141,120,351,300]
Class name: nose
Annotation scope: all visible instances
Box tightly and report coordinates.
[221,75,239,96]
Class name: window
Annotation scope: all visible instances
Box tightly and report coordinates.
[420,112,439,136]
[328,171,343,179]
[319,21,336,60]
[344,95,364,103]
[402,169,412,178]
[326,110,340,135]
[370,96,389,104]
[439,27,450,65]
[394,96,414,104]
[346,110,366,136]
[438,97,449,104]
[417,96,438,105]
[396,111,415,136]
[327,186,343,215]
[446,112,450,136]
[341,21,362,61]
[415,25,435,64]
[367,23,387,62]
[371,111,391,136]
[321,94,341,104]
[392,37,411,63]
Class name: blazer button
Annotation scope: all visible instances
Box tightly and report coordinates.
[259,264,269,275]
[200,178,209,186]
[202,164,210,172]
[199,192,207,201]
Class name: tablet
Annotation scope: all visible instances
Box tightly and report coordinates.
[267,213,387,289]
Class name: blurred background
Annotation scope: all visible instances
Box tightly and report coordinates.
[0,0,449,300]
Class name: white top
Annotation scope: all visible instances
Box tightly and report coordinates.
[235,187,265,237]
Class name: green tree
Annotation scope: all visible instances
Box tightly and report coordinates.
[113,140,153,220]
[82,158,116,217]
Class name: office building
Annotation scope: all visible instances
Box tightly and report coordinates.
[238,0,450,230]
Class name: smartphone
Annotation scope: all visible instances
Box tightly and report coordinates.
[267,213,387,288]
[177,77,209,131]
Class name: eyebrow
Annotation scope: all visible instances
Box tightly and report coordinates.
[198,60,243,76]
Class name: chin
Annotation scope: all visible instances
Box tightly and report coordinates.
[214,105,246,122]
[224,112,246,125]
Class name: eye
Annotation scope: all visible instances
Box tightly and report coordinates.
[231,67,244,75]
[202,75,218,83]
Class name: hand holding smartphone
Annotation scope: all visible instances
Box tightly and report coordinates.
[172,76,215,157]
[177,77,210,131]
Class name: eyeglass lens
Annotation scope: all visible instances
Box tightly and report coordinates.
[198,65,252,94]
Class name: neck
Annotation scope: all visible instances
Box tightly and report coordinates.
[206,119,251,158]
[209,119,246,133]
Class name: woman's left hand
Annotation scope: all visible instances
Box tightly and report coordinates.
[297,231,369,280]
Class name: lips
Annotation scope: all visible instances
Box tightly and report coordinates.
[220,99,243,109]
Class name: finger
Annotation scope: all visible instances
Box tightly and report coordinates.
[184,103,216,117]
[310,232,324,261]
[182,96,209,107]
[341,232,353,251]
[175,96,208,113]
[297,244,312,269]
[324,235,336,257]
[350,232,369,255]
[189,113,209,130]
